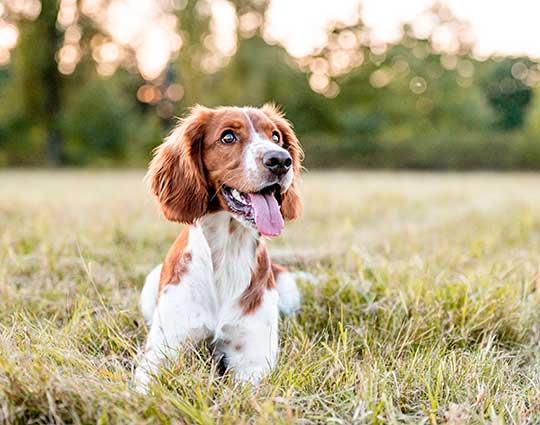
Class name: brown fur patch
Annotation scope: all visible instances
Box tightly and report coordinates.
[240,241,275,315]
[145,106,212,224]
[158,226,191,296]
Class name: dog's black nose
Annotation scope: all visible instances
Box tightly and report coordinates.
[263,150,292,176]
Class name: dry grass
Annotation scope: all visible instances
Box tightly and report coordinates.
[1,170,540,424]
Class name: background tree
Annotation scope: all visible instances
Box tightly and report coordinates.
[483,60,533,130]
[14,0,63,164]
[0,0,538,168]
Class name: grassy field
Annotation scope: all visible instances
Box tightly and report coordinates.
[1,170,540,424]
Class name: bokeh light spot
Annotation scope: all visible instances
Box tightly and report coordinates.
[409,76,427,94]
[309,73,330,93]
[511,62,528,80]
[0,23,18,50]
[165,84,184,102]
[370,69,392,88]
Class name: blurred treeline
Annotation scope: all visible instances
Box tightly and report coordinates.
[0,0,539,169]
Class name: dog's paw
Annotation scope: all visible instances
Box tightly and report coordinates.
[133,367,151,394]
[233,366,268,385]
[275,272,301,316]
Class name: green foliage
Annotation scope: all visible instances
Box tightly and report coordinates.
[0,2,538,168]
[483,60,533,130]
[60,73,162,165]
[62,78,130,164]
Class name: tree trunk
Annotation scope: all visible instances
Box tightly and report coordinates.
[16,0,63,165]
[43,8,63,166]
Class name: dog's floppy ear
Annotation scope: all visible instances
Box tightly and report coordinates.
[262,103,304,221]
[145,106,212,223]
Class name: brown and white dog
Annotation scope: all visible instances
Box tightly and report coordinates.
[134,104,303,392]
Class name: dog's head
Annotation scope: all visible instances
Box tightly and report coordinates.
[146,104,303,236]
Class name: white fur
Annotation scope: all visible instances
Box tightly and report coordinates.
[242,108,293,191]
[199,212,259,337]
[134,225,214,392]
[134,212,288,392]
[140,264,161,325]
[215,288,279,383]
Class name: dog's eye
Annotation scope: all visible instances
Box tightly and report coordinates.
[272,131,280,143]
[220,130,237,144]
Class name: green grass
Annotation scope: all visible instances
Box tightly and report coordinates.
[1,170,540,424]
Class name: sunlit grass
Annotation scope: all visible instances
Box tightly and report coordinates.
[1,170,540,423]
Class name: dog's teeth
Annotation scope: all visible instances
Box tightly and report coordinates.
[232,189,243,202]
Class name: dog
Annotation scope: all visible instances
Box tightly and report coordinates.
[134,104,303,392]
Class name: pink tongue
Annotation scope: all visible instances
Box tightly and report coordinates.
[248,192,284,236]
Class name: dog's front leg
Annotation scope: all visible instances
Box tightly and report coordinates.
[216,289,279,384]
[134,283,212,393]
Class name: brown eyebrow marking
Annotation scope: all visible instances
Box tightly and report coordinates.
[222,120,245,129]
[214,123,244,135]
[246,109,275,134]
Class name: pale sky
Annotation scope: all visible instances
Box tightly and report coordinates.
[1,0,539,79]
[267,0,540,59]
